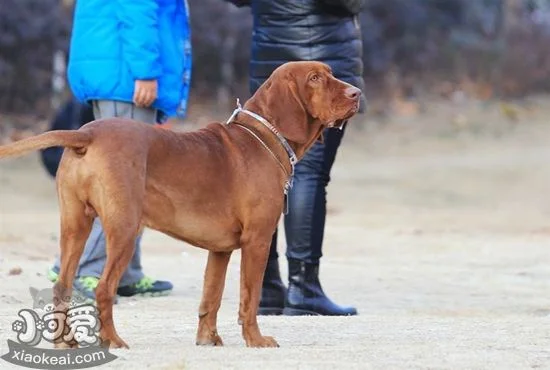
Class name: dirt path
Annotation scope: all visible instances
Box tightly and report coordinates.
[1,107,550,369]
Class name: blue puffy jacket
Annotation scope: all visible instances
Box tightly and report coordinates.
[67,0,192,118]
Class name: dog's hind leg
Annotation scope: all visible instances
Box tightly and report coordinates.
[93,173,146,349]
[196,251,232,346]
[238,231,279,348]
[53,191,94,349]
[94,211,141,349]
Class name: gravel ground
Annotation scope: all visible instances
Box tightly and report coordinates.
[1,106,550,369]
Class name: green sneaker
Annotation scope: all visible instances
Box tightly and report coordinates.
[47,268,59,283]
[45,268,98,304]
[117,276,173,297]
[72,276,100,303]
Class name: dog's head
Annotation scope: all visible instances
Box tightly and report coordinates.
[248,61,361,157]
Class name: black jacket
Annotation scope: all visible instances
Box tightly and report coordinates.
[239,0,365,110]
[40,99,94,178]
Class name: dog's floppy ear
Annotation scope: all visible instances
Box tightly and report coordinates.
[267,79,310,144]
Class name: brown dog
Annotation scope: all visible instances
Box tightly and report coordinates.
[0,61,360,348]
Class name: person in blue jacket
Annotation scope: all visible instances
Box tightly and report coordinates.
[47,0,192,301]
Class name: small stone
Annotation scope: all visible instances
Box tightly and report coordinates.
[8,267,22,276]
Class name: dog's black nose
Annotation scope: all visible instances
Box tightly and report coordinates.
[345,86,361,100]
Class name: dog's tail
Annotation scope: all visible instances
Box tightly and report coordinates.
[0,130,92,159]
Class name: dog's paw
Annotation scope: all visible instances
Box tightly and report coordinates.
[196,331,224,346]
[55,341,78,349]
[245,335,279,348]
[100,336,129,349]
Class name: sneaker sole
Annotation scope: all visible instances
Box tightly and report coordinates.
[118,290,173,298]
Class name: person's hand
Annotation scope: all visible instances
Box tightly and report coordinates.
[133,79,158,108]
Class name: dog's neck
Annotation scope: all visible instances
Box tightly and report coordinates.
[231,108,295,178]
[243,100,325,161]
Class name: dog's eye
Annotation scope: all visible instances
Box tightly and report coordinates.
[310,74,320,82]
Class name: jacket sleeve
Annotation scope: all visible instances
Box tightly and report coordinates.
[116,0,162,80]
[320,0,365,15]
[222,0,250,7]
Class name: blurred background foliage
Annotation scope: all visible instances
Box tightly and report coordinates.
[2,0,550,119]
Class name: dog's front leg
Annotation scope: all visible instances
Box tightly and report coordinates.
[196,251,232,346]
[238,234,279,348]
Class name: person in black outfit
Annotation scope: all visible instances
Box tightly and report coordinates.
[226,0,366,316]
[40,98,94,178]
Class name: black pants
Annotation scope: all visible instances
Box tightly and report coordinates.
[269,126,346,264]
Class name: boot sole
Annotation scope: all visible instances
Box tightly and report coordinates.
[258,307,284,316]
[283,307,358,316]
[282,307,321,316]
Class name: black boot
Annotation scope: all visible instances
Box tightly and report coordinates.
[258,258,287,315]
[283,259,357,316]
